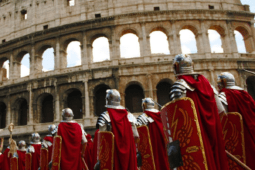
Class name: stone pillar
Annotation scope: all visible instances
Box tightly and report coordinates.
[86,43,93,64]
[55,37,67,69]
[170,22,182,55]
[30,45,36,77]
[81,32,89,69]
[221,34,232,53]
[6,95,11,127]
[147,74,153,98]
[141,23,151,57]
[244,35,255,53]
[84,79,90,118]
[226,21,238,57]
[209,68,216,87]
[27,83,33,125]
[54,80,60,122]
[35,55,43,73]
[12,61,21,79]
[110,27,120,65]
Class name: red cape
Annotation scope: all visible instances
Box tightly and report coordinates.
[0,153,3,170]
[84,134,94,170]
[107,108,137,170]
[221,88,255,169]
[17,150,26,170]
[43,135,54,163]
[2,148,10,170]
[145,110,170,170]
[92,129,99,168]
[179,75,229,170]
[31,144,41,170]
[57,122,83,170]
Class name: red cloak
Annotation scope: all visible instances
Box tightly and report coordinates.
[92,129,99,168]
[17,150,26,170]
[57,122,83,170]
[0,153,3,170]
[2,148,10,170]
[107,108,137,170]
[179,75,229,170]
[221,88,255,169]
[84,134,94,170]
[145,110,170,170]
[31,144,41,170]
[43,135,54,163]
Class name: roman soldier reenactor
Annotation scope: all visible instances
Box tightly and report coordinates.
[17,140,26,170]
[50,108,87,170]
[218,72,255,169]
[26,133,42,170]
[137,97,170,170]
[95,89,139,170]
[165,54,229,170]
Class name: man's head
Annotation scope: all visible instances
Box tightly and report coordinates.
[173,54,196,76]
[105,89,121,107]
[62,108,74,121]
[142,98,155,111]
[31,133,40,142]
[217,72,235,90]
[48,124,57,135]
[18,140,26,149]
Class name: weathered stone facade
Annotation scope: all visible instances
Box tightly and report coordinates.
[0,0,255,147]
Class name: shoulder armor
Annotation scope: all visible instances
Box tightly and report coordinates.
[211,85,219,95]
[127,112,137,125]
[218,92,228,106]
[227,86,243,91]
[96,111,110,129]
[137,113,154,126]
[26,145,35,153]
[169,79,195,101]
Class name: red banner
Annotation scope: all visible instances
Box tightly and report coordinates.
[98,131,114,170]
[51,135,62,170]
[137,125,156,170]
[40,148,49,170]
[221,112,246,170]
[10,157,18,170]
[25,153,32,170]
[161,97,208,170]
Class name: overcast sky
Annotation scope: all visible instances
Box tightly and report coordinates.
[3,1,255,78]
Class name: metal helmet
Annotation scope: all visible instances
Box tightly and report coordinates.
[18,140,26,149]
[48,124,57,135]
[62,108,74,121]
[105,89,121,107]
[217,72,236,89]
[31,133,40,142]
[142,98,155,110]
[173,54,197,76]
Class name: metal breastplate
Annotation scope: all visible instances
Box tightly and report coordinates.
[137,113,155,126]
[169,79,195,101]
[218,92,228,106]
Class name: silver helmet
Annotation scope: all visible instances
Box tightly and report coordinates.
[48,124,57,135]
[105,89,121,107]
[173,54,197,76]
[62,108,74,121]
[31,133,41,143]
[18,140,26,151]
[217,72,242,90]
[142,98,155,110]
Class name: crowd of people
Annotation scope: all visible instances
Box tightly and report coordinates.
[0,54,255,170]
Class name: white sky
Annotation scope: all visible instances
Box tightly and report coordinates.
[2,0,254,78]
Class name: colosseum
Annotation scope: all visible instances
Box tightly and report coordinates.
[0,0,254,147]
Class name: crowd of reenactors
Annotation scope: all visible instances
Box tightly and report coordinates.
[0,54,255,170]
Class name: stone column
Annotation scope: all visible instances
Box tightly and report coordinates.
[141,23,151,57]
[209,68,216,87]
[110,27,120,65]
[54,80,60,122]
[12,61,21,79]
[221,34,232,53]
[86,43,93,64]
[226,21,238,57]
[147,74,153,98]
[30,45,36,77]
[170,22,182,55]
[84,79,90,118]
[27,83,33,125]
[6,95,11,127]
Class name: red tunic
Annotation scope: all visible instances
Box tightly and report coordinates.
[31,144,41,170]
[221,88,255,169]
[2,148,10,170]
[0,153,3,170]
[107,108,137,170]
[57,122,83,170]
[43,135,54,163]
[179,75,229,170]
[17,150,26,170]
[145,110,170,170]
[84,134,94,170]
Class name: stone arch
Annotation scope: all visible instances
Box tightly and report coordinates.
[246,76,255,100]
[91,35,111,62]
[125,81,145,113]
[61,36,82,52]
[149,27,170,55]
[93,84,110,116]
[118,28,141,39]
[36,93,54,123]
[156,78,174,107]
[90,33,111,45]
[149,26,169,36]
[12,98,28,126]
[178,24,199,36]
[234,25,254,53]
[208,25,225,53]
[63,88,83,119]
[0,102,6,129]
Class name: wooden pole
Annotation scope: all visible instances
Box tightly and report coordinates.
[225,150,252,170]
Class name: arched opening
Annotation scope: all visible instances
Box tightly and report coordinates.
[18,99,28,126]
[41,95,54,123]
[21,53,30,77]
[94,84,110,116]
[246,76,255,100]
[125,84,144,113]
[180,29,198,54]
[92,37,110,62]
[234,30,246,53]
[0,102,6,128]
[2,60,9,79]
[208,29,224,53]
[150,31,170,55]
[66,41,81,68]
[42,47,55,71]
[120,33,140,58]
[67,90,83,119]
[156,80,173,106]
